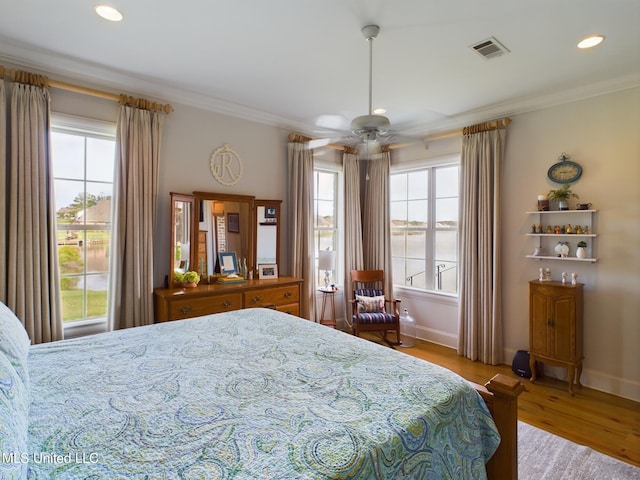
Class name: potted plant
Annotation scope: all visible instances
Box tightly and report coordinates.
[576,241,588,259]
[182,271,201,288]
[547,184,579,210]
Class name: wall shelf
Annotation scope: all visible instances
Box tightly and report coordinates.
[526,209,598,262]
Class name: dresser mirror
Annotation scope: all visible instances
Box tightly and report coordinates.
[170,192,284,286]
[170,192,196,286]
[192,192,255,280]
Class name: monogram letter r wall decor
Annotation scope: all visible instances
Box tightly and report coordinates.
[210,144,243,186]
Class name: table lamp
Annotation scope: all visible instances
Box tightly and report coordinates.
[318,250,336,289]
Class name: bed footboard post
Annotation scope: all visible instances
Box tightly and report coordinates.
[484,374,524,480]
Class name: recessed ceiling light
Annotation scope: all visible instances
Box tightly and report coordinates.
[373,108,387,114]
[95,5,123,22]
[577,35,604,49]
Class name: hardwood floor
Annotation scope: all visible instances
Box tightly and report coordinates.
[362,334,640,467]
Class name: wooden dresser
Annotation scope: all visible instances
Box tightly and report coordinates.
[528,280,584,395]
[154,276,303,322]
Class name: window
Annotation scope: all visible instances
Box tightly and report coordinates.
[313,167,341,287]
[391,162,459,294]
[51,115,116,323]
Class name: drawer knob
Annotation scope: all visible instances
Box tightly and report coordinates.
[251,295,263,303]
[180,306,192,314]
[284,291,292,298]
[223,300,232,307]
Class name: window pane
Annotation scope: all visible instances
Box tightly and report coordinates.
[435,198,458,225]
[436,165,459,198]
[316,200,334,228]
[55,180,85,216]
[408,170,428,200]
[86,137,115,182]
[392,257,406,286]
[435,260,457,293]
[390,201,407,225]
[391,230,406,257]
[85,274,108,319]
[390,173,407,201]
[406,230,426,258]
[406,258,427,289]
[316,172,334,199]
[51,132,84,180]
[435,230,457,262]
[85,230,110,273]
[318,231,334,252]
[408,200,428,226]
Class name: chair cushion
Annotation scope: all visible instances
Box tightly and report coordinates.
[353,311,397,325]
[356,295,386,313]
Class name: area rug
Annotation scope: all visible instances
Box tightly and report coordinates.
[518,421,640,479]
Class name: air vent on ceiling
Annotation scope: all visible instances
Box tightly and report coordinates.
[471,37,510,59]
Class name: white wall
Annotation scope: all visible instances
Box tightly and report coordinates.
[502,87,640,401]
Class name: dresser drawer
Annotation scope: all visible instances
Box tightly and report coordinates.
[244,285,300,308]
[169,293,242,319]
[275,303,299,316]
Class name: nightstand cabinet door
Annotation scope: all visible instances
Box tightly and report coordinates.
[529,280,584,395]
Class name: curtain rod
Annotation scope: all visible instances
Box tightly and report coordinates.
[0,64,173,114]
[423,117,511,142]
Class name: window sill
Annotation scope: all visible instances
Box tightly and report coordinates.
[63,317,108,339]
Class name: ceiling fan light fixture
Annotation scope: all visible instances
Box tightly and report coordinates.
[351,114,390,135]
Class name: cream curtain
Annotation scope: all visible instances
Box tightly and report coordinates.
[362,151,394,294]
[3,79,63,343]
[457,128,507,364]
[287,141,315,320]
[342,151,364,327]
[108,105,164,330]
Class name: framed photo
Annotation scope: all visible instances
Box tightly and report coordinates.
[258,263,278,279]
[265,207,277,219]
[227,212,240,233]
[218,252,238,274]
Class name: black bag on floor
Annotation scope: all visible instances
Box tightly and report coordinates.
[512,350,540,378]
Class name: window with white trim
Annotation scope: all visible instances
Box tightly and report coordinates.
[51,114,116,323]
[390,162,460,294]
[313,167,342,287]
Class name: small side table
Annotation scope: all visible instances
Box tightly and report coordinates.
[318,286,337,328]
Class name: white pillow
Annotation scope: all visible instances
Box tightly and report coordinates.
[0,302,31,386]
[356,295,386,313]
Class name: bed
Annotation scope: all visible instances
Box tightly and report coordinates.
[1,302,522,479]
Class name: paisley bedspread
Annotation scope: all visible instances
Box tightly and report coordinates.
[26,308,499,479]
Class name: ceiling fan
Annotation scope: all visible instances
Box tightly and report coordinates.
[311,24,419,153]
[350,24,391,144]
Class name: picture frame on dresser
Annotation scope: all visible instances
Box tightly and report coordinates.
[218,252,238,274]
[258,263,278,279]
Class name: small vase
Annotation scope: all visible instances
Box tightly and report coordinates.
[184,282,198,288]
[558,200,569,211]
[576,247,587,259]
